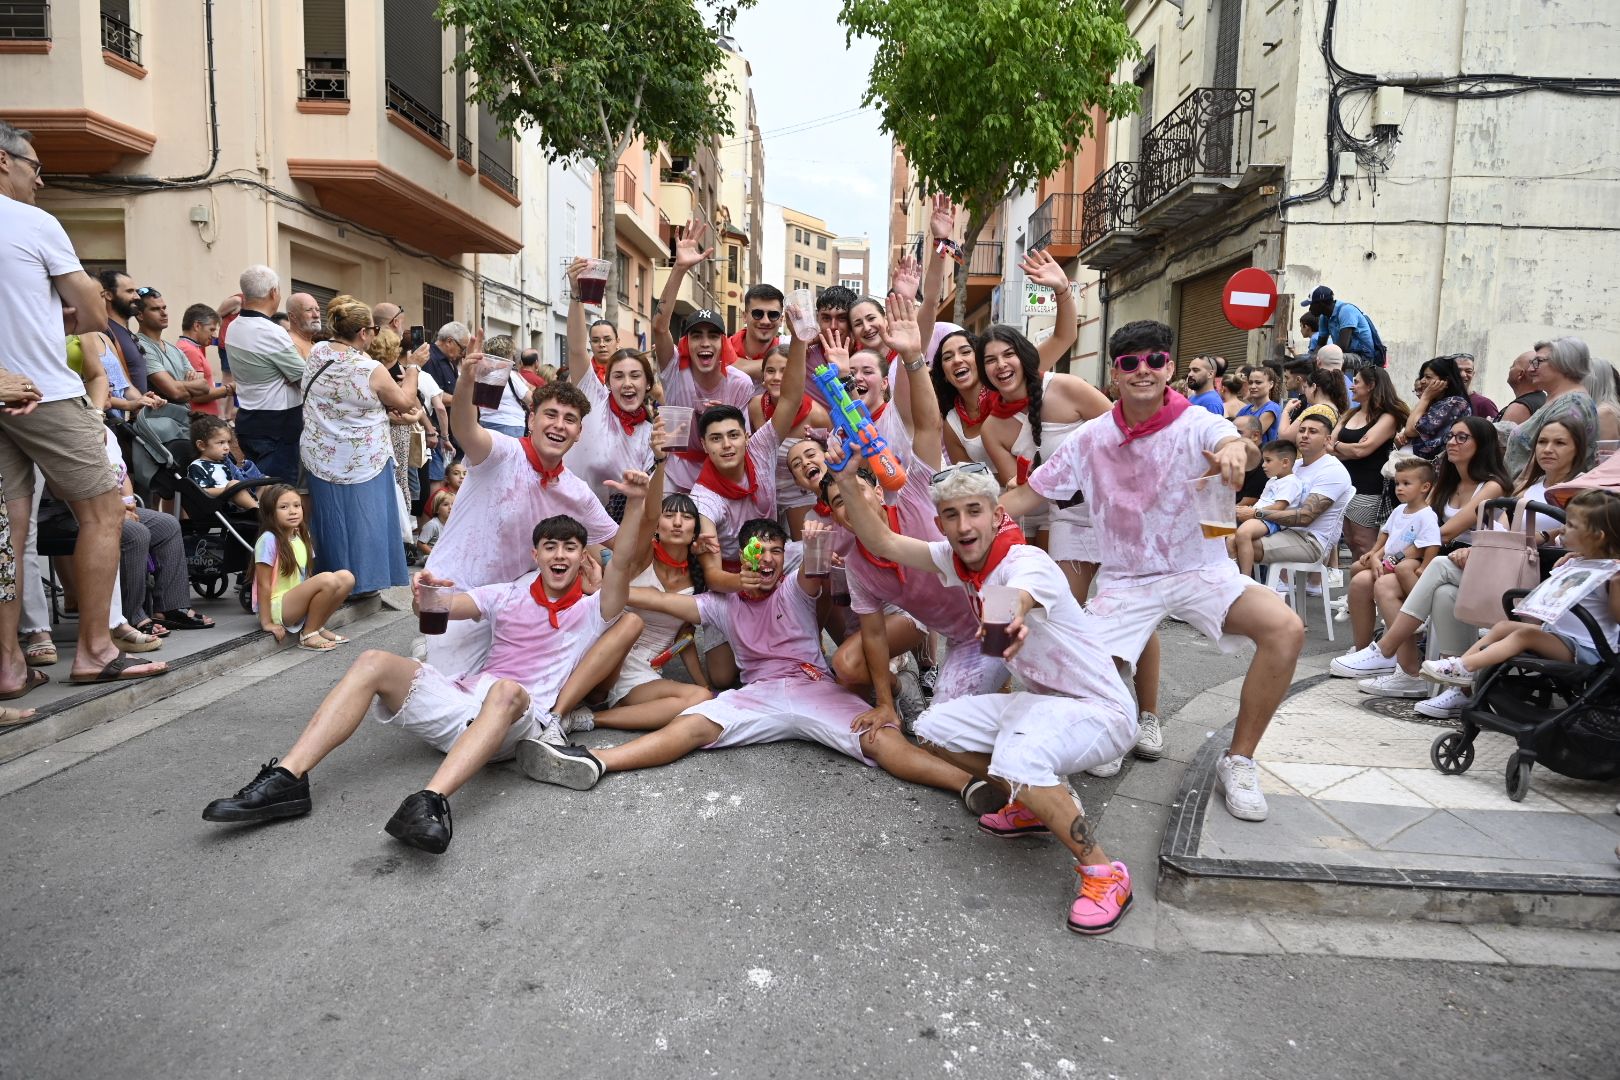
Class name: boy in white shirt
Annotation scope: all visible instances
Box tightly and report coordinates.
[1231,439,1303,576]
[1338,458,1443,660]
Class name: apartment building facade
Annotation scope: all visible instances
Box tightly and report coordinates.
[779,206,839,296]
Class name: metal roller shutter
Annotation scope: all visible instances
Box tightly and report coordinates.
[303,0,346,61]
[291,279,340,318]
[1176,262,1251,378]
[384,0,442,112]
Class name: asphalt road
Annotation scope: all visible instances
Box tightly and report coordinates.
[2,615,1615,1080]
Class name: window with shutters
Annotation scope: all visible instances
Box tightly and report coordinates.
[816,261,826,276]
[478,104,516,195]
[422,283,454,334]
[1175,262,1251,378]
[727,305,738,332]
[300,0,347,100]
[615,252,630,305]
[727,245,738,284]
[817,235,827,250]
[385,0,445,142]
[100,0,140,64]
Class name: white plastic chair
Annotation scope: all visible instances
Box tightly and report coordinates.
[1272,562,1339,641]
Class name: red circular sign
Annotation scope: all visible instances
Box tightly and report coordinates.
[1222,268,1278,332]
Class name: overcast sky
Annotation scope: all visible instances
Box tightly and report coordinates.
[730,0,891,285]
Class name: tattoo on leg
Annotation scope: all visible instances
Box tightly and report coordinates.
[1069,812,1096,851]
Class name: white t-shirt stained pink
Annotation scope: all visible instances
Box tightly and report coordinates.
[464,573,615,694]
[693,423,783,562]
[658,360,757,414]
[565,366,655,508]
[1030,406,1238,582]
[696,582,827,683]
[848,465,978,645]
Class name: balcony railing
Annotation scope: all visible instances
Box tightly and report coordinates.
[967,241,1003,277]
[385,79,448,144]
[100,10,139,64]
[298,67,349,101]
[1029,192,1085,253]
[1138,86,1254,210]
[615,164,637,206]
[0,1,49,40]
[457,135,472,167]
[1080,162,1142,248]
[479,150,517,196]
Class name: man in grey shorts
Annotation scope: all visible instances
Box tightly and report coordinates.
[0,120,166,693]
[1253,412,1352,569]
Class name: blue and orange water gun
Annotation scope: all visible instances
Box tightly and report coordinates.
[812,363,907,492]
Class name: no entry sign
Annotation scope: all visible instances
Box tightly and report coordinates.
[1222,268,1277,331]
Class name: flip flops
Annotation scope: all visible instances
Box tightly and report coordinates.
[298,632,339,652]
[68,655,166,685]
[0,669,49,700]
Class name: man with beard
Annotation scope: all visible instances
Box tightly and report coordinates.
[1185,354,1223,415]
[729,283,786,386]
[285,291,324,360]
[97,269,149,392]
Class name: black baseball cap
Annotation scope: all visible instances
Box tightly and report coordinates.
[686,309,725,334]
[1302,285,1334,308]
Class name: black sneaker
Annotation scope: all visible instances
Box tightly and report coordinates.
[384,790,453,854]
[960,778,1005,817]
[516,739,605,790]
[202,759,312,822]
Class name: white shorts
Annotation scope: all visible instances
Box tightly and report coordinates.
[933,637,1010,703]
[605,645,664,707]
[682,677,876,765]
[366,663,542,761]
[915,690,1136,790]
[1047,515,1101,565]
[1086,563,1258,664]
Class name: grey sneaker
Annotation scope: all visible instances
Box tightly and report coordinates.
[1133,712,1163,761]
[1085,755,1123,778]
[1357,669,1430,699]
[535,716,568,746]
[895,665,926,735]
[516,739,605,790]
[561,705,596,733]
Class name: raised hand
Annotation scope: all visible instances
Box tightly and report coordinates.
[879,293,923,359]
[605,468,652,501]
[674,220,714,271]
[929,193,956,242]
[565,257,590,284]
[648,414,668,459]
[1020,248,1069,292]
[819,327,850,372]
[891,253,921,301]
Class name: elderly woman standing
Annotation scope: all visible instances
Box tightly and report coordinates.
[1504,336,1598,478]
[301,296,419,594]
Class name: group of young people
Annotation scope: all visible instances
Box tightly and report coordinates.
[200,228,1306,939]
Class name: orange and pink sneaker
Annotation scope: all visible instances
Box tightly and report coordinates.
[1068,861,1132,935]
[977,800,1050,838]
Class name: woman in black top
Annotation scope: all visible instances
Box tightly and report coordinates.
[1328,365,1409,560]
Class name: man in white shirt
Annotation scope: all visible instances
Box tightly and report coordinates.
[0,121,165,693]
[1254,411,1353,568]
[227,264,306,482]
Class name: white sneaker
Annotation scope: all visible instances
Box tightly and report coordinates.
[1420,657,1475,688]
[561,705,596,733]
[1330,642,1396,678]
[1133,712,1164,761]
[1414,686,1471,719]
[1215,753,1269,821]
[1357,669,1431,699]
[1325,568,1344,589]
[1086,756,1123,778]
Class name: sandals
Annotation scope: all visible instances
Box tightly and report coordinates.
[133,619,171,639]
[24,639,58,667]
[0,705,37,727]
[155,609,214,630]
[298,631,339,652]
[113,626,164,653]
[317,629,349,644]
[0,669,49,700]
[69,654,166,685]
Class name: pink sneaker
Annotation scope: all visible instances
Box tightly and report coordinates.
[1068,862,1133,935]
[977,800,1050,838]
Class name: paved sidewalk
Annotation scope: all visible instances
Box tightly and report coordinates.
[1161,654,1620,929]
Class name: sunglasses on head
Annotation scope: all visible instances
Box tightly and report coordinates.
[1113,351,1172,372]
[751,308,782,321]
[928,461,993,486]
[136,286,161,299]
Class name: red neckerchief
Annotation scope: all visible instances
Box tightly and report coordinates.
[813,498,833,517]
[954,513,1027,591]
[606,394,648,434]
[696,453,758,502]
[528,573,584,629]
[678,334,739,374]
[651,540,687,570]
[592,360,608,383]
[869,400,889,423]
[955,389,991,429]
[762,392,814,430]
[857,505,907,584]
[519,436,564,487]
[730,328,774,363]
[986,391,1027,419]
[1112,389,1191,446]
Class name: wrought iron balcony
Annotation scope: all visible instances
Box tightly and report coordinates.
[457,135,472,167]
[100,10,139,64]
[478,150,517,196]
[0,1,49,40]
[967,241,1002,277]
[385,79,448,144]
[298,67,349,101]
[1029,192,1085,254]
[1080,162,1140,248]
[1137,86,1255,219]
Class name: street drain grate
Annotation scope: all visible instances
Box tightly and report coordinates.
[1359,695,1460,729]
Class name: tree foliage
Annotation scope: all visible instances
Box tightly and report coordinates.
[840,0,1141,320]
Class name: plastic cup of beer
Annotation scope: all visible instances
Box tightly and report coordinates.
[1191,474,1237,540]
[472,357,513,410]
[979,583,1020,657]
[659,406,693,450]
[417,584,454,635]
[787,289,819,342]
[576,258,612,305]
[803,530,832,578]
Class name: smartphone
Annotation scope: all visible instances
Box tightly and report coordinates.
[408,325,426,351]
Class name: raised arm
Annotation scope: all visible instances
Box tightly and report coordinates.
[449,342,494,467]
[370,362,419,413]
[1024,250,1077,372]
[625,584,703,626]
[564,257,592,384]
[626,421,670,560]
[652,220,713,367]
[599,469,657,621]
[918,194,954,350]
[828,443,938,573]
[769,329,810,442]
[881,293,943,469]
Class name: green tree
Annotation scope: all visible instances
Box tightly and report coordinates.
[840,0,1140,324]
[441,0,752,324]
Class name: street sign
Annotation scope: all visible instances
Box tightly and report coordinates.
[1222,268,1277,331]
[1022,280,1082,317]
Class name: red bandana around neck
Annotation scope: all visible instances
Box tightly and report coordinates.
[607,394,648,434]
[678,334,739,375]
[529,573,584,628]
[986,391,1028,420]
[730,328,774,362]
[1111,389,1192,446]
[953,512,1027,591]
[651,539,688,570]
[592,360,608,384]
[762,392,814,430]
[697,452,759,502]
[520,436,565,487]
[857,505,907,584]
[955,389,992,428]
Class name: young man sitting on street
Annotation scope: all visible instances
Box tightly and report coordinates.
[202,475,655,854]
[828,457,1141,935]
[1001,319,1305,824]
[516,517,995,813]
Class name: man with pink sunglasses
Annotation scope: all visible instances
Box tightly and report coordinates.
[1007,319,1304,823]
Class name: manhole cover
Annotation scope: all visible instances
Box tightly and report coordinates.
[1359,695,1459,729]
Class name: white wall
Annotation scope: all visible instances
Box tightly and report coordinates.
[547,158,598,366]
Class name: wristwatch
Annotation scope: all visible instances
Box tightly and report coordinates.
[903,356,925,372]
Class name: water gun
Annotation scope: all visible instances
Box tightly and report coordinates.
[740,536,765,572]
[811,364,907,492]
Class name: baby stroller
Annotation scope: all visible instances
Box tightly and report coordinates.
[114,417,279,612]
[1429,502,1620,801]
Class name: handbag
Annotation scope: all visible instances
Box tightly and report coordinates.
[407,425,429,468]
[1454,498,1542,627]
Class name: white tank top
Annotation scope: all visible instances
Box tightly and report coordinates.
[945,407,992,466]
[626,562,693,657]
